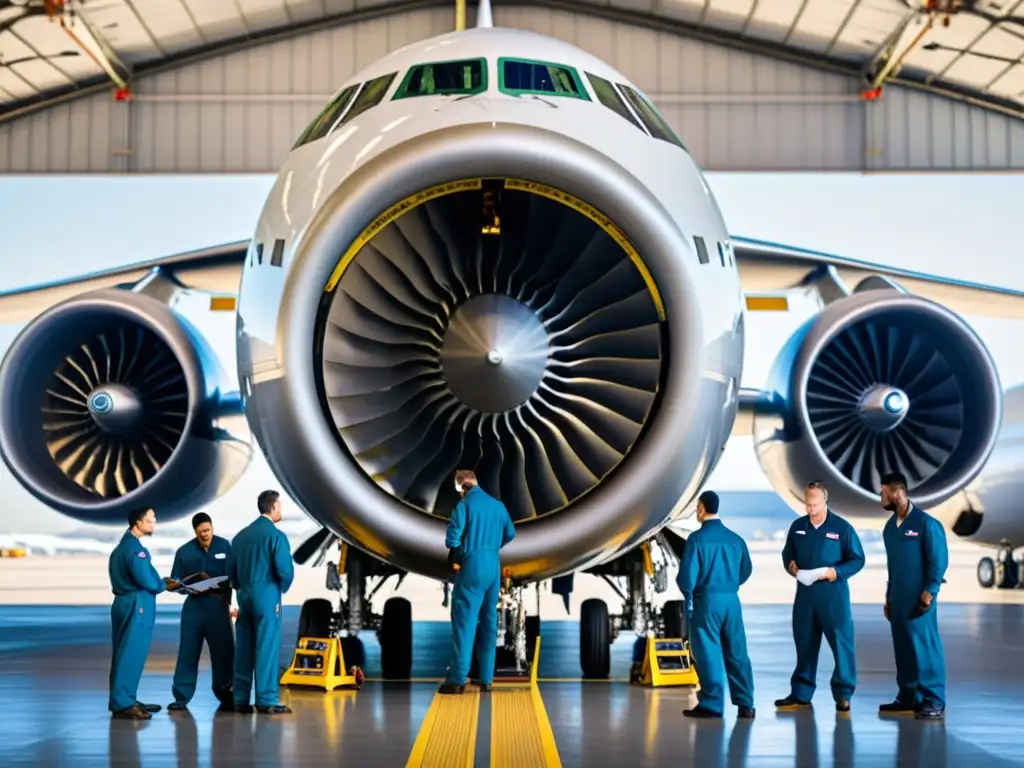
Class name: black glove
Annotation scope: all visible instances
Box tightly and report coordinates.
[447,548,461,569]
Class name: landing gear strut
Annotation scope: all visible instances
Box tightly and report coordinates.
[295,543,410,678]
[578,533,685,679]
[977,543,1020,589]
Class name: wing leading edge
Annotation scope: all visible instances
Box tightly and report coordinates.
[0,240,249,325]
[733,236,1024,320]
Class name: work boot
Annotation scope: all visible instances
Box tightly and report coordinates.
[683,706,722,719]
[438,682,465,695]
[135,702,162,713]
[167,702,188,712]
[737,706,756,719]
[215,702,236,714]
[234,704,254,714]
[878,700,917,715]
[477,683,493,693]
[836,700,850,713]
[256,705,292,715]
[112,705,151,720]
[774,696,811,710]
[915,701,944,720]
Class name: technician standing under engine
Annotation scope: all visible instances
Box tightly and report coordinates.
[775,481,866,713]
[439,469,516,694]
[879,471,948,720]
[108,507,179,720]
[168,512,235,713]
[230,490,295,715]
[676,491,756,720]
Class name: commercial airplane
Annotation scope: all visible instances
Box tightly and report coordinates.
[1,2,1021,677]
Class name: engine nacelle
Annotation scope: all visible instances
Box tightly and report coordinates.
[0,289,253,525]
[753,287,1002,518]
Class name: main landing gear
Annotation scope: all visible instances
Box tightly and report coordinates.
[576,532,686,680]
[977,543,1021,590]
[295,543,413,679]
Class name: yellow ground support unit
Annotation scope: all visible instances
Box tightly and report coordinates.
[280,636,362,692]
[637,637,700,688]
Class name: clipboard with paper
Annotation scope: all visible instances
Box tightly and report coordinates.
[176,573,230,595]
[796,567,829,587]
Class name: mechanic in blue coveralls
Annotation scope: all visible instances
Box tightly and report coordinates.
[230,490,295,714]
[676,490,756,720]
[439,469,516,694]
[878,471,948,720]
[775,481,865,713]
[167,512,235,712]
[108,507,179,720]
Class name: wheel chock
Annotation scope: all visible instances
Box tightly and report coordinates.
[635,637,699,688]
[280,636,363,692]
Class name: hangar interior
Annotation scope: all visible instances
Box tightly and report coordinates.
[1,1,1023,766]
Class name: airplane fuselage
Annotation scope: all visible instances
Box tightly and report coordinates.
[236,27,746,582]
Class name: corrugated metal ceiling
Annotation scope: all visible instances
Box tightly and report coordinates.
[0,0,1021,122]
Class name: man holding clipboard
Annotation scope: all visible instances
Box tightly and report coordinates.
[167,512,235,712]
[776,481,865,713]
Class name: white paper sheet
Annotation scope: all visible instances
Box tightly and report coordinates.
[796,567,828,587]
[178,575,229,594]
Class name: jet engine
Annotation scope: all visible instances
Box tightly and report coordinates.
[0,288,253,525]
[239,121,738,583]
[752,285,1002,518]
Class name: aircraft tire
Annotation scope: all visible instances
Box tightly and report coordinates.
[977,557,996,589]
[380,597,413,679]
[580,599,610,679]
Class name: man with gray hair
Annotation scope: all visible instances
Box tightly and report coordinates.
[775,481,865,713]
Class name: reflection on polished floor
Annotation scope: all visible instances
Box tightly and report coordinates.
[0,604,1021,766]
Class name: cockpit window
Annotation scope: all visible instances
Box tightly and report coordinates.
[499,58,589,100]
[585,72,645,132]
[394,58,487,99]
[293,84,359,149]
[337,72,398,127]
[616,84,687,151]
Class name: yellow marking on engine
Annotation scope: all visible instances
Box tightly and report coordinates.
[405,688,480,768]
[491,685,562,767]
[323,177,666,323]
[325,179,483,292]
[504,178,665,322]
[745,295,789,312]
[209,296,237,312]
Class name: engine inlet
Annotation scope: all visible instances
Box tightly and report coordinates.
[316,178,667,522]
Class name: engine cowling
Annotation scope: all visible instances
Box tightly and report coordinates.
[238,121,741,583]
[753,286,1002,518]
[0,288,253,524]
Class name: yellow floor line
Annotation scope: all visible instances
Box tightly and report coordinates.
[491,685,562,768]
[405,689,480,768]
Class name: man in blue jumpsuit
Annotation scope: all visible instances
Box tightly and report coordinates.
[167,512,235,712]
[676,490,756,719]
[775,481,866,712]
[879,471,948,720]
[439,469,516,694]
[230,490,295,714]
[108,507,178,719]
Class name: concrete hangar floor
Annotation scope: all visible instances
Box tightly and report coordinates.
[0,604,1021,766]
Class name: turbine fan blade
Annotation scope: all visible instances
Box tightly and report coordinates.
[319,183,665,522]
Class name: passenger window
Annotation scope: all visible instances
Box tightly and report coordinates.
[694,236,710,265]
[617,84,687,150]
[499,58,589,99]
[394,58,487,98]
[293,84,359,148]
[338,72,398,126]
[585,72,645,132]
[717,242,726,267]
